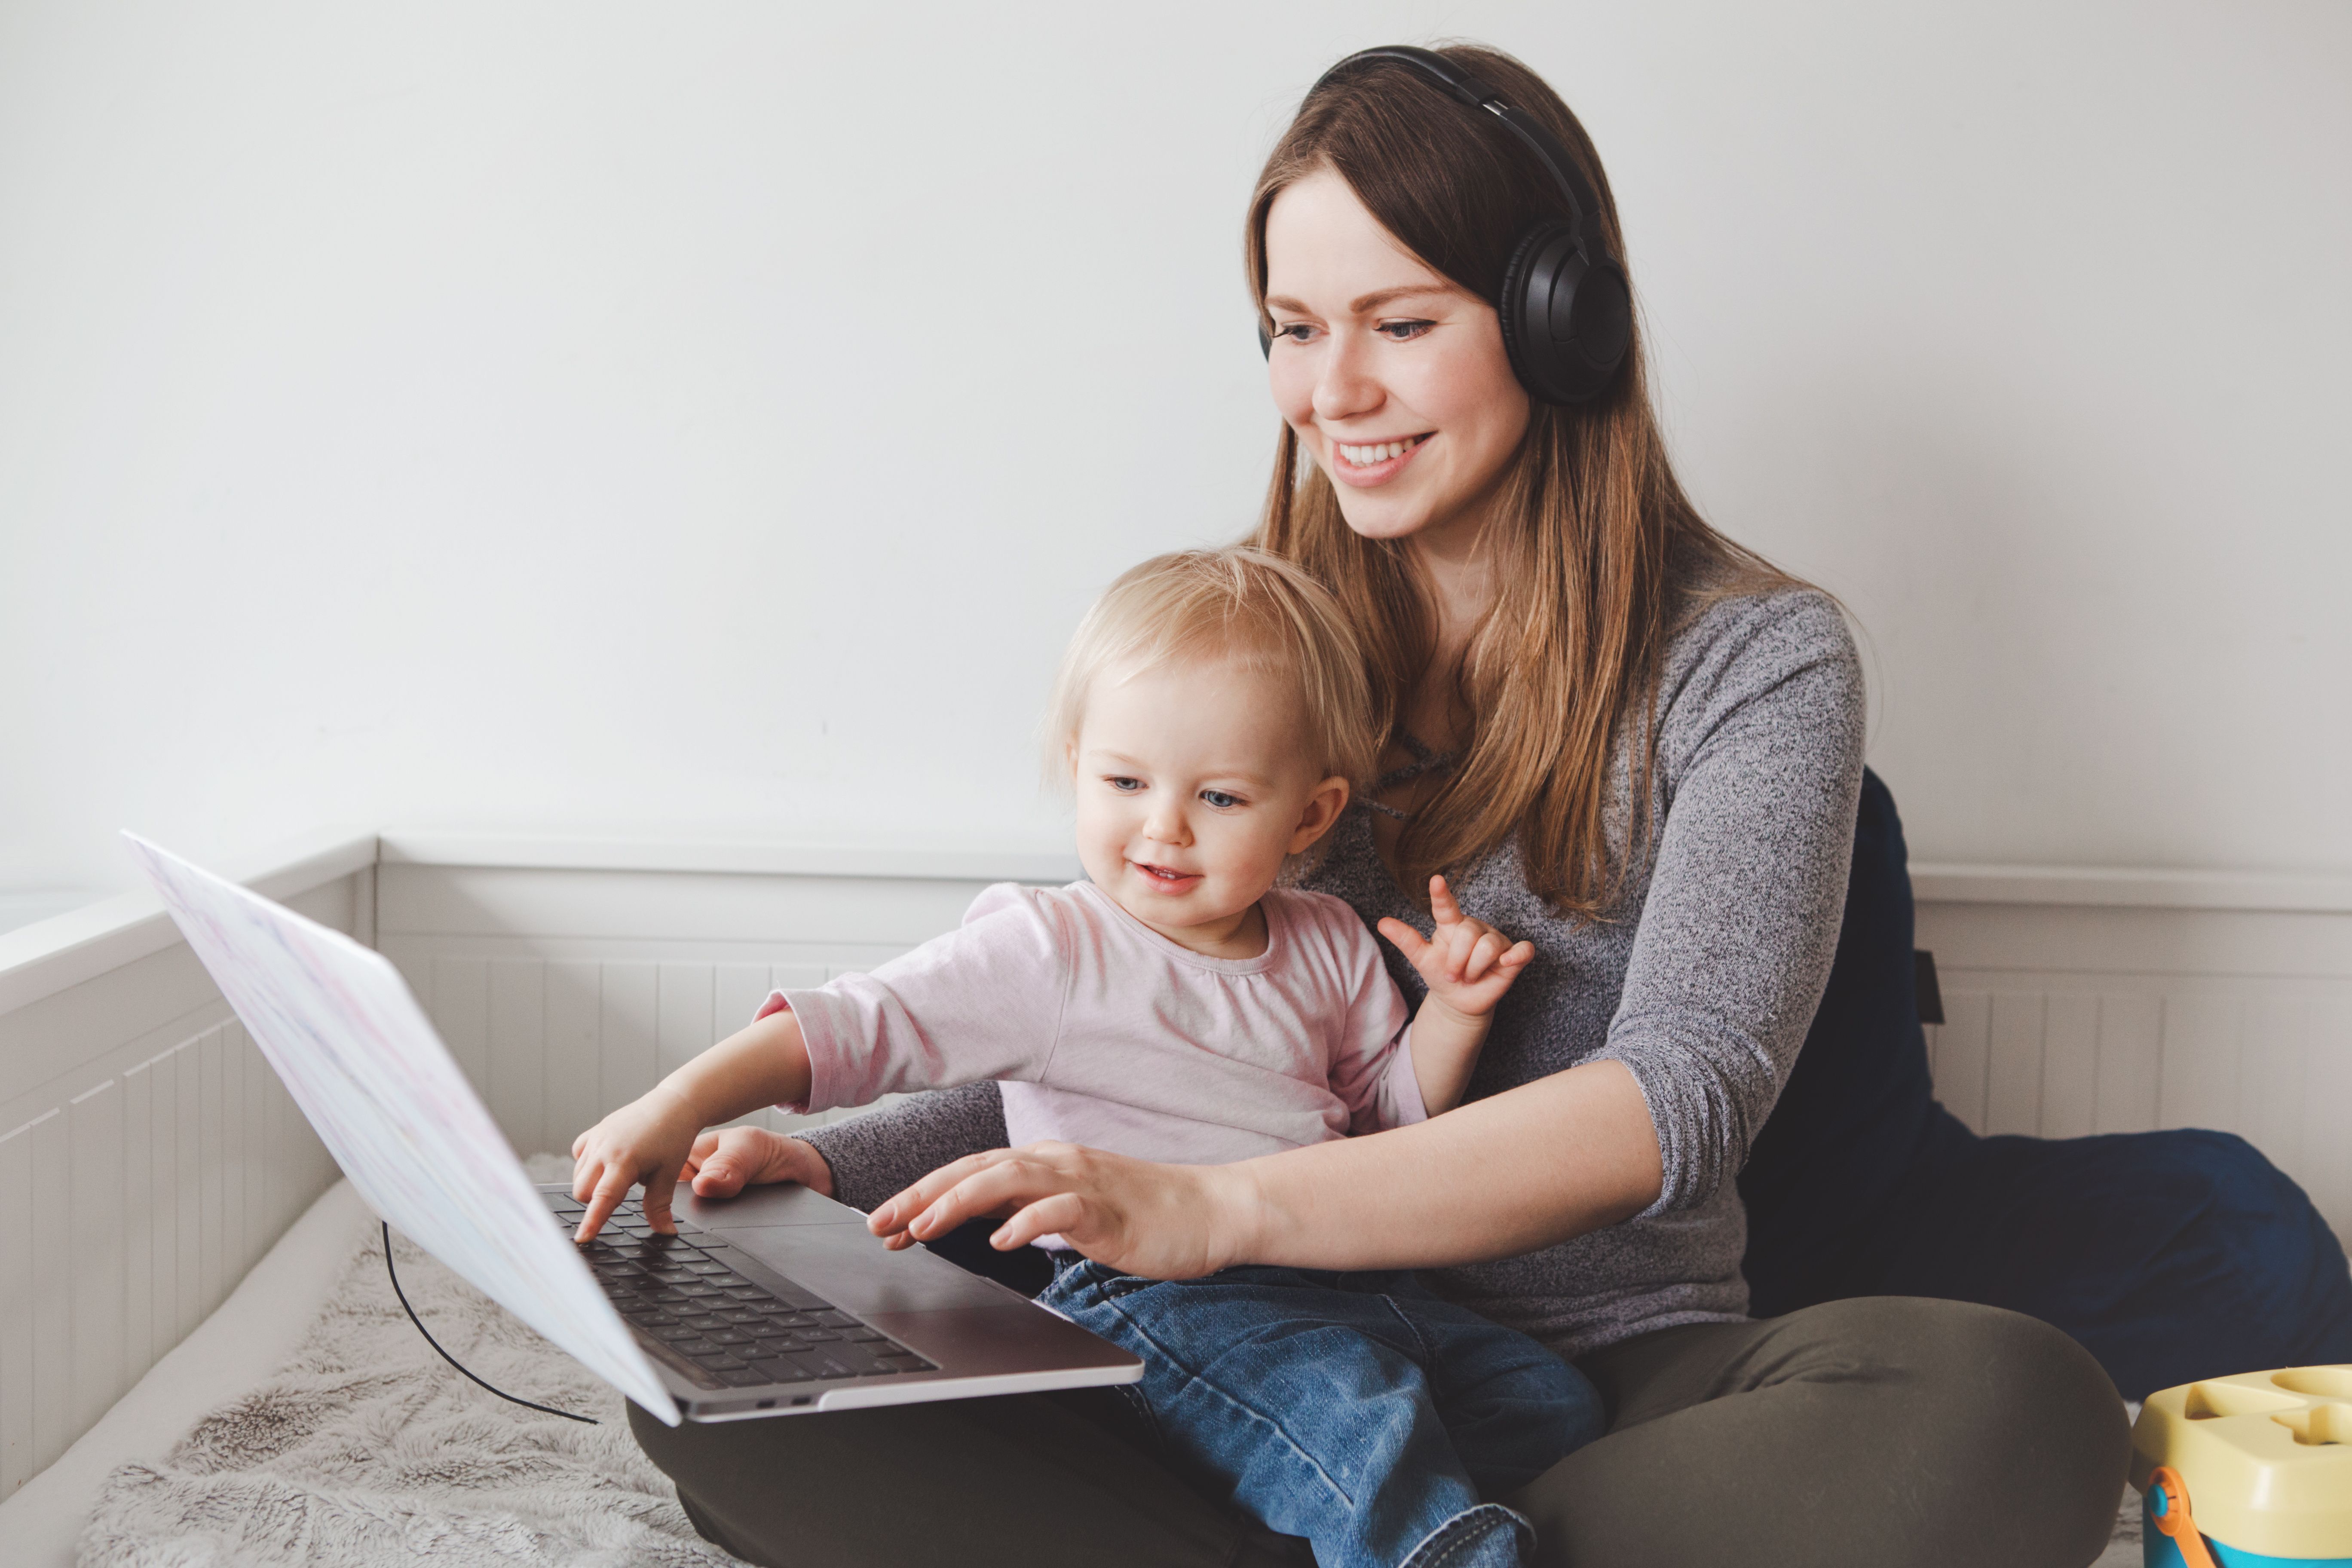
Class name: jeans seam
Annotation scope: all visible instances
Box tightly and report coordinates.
[1093,1283,1361,1511]
[1399,1502,1531,1568]
[1381,1288,1439,1366]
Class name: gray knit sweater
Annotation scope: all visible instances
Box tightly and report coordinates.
[800,586,1865,1359]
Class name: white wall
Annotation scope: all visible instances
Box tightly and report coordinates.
[3,0,2346,907]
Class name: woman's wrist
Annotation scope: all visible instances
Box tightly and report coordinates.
[1204,1157,1276,1271]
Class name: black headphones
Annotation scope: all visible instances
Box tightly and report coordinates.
[1258,45,1632,405]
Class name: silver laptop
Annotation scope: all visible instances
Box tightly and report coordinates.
[125,833,1141,1425]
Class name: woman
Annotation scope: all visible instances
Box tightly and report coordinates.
[631,45,2127,1567]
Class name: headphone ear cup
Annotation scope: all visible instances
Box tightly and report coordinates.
[1500,221,1632,404]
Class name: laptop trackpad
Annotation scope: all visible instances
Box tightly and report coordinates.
[725,1223,1021,1314]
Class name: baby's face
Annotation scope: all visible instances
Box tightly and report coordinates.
[1070,658,1347,943]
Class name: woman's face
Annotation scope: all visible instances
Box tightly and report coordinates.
[1262,169,1531,550]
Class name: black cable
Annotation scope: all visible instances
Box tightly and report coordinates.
[382,1221,599,1425]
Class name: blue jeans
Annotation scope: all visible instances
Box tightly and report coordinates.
[1042,1261,1603,1568]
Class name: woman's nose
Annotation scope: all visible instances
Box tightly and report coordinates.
[1311,328,1383,424]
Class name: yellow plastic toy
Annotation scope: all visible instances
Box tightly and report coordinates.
[2132,1366,2352,1566]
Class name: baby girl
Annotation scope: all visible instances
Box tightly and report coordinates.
[572,547,1601,1568]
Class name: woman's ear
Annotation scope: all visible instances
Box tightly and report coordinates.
[1287,776,1352,854]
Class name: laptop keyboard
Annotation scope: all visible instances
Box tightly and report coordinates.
[547,1194,936,1391]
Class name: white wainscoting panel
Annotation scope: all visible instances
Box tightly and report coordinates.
[1919,898,2352,1246]
[371,862,1025,1156]
[0,871,359,1497]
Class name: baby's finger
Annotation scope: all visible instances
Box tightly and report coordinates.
[1498,940,1536,971]
[1464,930,1506,982]
[1444,919,1484,981]
[1428,875,1462,928]
[640,1163,682,1234]
[1376,916,1433,963]
[576,1165,633,1243]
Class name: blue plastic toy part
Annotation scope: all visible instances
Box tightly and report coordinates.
[2143,1494,2352,1568]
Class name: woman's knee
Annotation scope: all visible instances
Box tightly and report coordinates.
[1814,1297,2129,1562]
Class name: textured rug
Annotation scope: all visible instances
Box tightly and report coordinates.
[77,1163,747,1567]
[74,1164,2146,1566]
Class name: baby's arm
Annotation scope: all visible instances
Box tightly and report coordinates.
[569,1006,812,1242]
[1377,875,1535,1116]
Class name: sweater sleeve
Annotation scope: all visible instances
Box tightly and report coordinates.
[773,884,1070,1113]
[793,1081,1010,1214]
[1596,590,1865,1216]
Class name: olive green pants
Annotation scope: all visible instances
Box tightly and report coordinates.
[628,1295,2127,1568]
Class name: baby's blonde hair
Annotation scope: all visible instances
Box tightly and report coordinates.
[1047,547,1378,794]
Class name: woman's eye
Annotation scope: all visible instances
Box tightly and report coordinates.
[1377,319,1434,341]
[1200,790,1243,809]
[1271,322,1315,345]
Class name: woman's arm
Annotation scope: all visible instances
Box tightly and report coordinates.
[868,1058,1660,1278]
[874,591,1861,1279]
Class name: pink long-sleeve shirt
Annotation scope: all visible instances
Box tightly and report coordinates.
[761,881,1427,1168]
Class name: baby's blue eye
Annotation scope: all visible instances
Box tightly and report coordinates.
[1200,790,1242,809]
[1108,777,1143,793]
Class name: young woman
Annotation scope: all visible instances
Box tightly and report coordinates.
[627,45,2128,1567]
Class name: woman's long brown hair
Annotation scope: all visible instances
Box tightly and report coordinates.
[1246,43,1796,919]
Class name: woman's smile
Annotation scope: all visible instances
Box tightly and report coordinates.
[1330,432,1433,486]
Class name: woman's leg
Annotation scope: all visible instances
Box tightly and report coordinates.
[1512,1296,2128,1568]
[627,1388,1311,1568]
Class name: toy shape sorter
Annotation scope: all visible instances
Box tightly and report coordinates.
[2133,1366,2352,1567]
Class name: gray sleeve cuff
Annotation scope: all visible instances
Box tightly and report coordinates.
[793,1080,1009,1213]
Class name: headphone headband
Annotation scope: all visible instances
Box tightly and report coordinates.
[1306,46,1616,267]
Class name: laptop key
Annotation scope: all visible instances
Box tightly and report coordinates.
[747,1356,820,1385]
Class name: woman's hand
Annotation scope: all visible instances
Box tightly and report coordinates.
[867,1141,1260,1281]
[684,1125,835,1201]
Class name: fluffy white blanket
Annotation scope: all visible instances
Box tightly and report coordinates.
[77,1222,744,1568]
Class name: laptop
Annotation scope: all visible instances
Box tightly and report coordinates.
[125,833,1141,1424]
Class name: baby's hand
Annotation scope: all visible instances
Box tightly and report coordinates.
[570,1086,704,1243]
[1377,875,1535,1023]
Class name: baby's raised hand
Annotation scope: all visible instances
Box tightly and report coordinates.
[1377,875,1535,1023]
